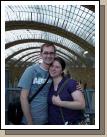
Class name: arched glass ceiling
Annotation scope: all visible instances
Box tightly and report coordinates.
[5,42,76,62]
[5,43,41,58]
[5,5,95,46]
[5,29,85,56]
[10,50,41,61]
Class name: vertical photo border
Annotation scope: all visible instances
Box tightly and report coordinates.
[0,0,105,135]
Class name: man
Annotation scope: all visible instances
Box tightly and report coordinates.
[18,43,56,125]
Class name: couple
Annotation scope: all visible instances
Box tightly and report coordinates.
[18,43,85,125]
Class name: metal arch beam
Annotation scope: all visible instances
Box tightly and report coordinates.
[26,56,41,64]
[16,54,40,66]
[6,44,82,66]
[6,46,88,66]
[5,39,76,58]
[57,50,75,63]
[5,39,77,57]
[21,53,71,67]
[29,55,69,65]
[27,58,40,66]
[30,53,71,65]
[17,52,75,67]
[5,47,39,63]
[8,51,74,67]
[20,57,41,68]
[12,52,40,66]
[82,5,95,12]
[12,49,76,66]
[5,21,95,56]
[56,53,72,64]
[6,39,41,49]
[21,56,41,66]
[5,39,86,65]
[6,48,72,63]
[30,53,72,64]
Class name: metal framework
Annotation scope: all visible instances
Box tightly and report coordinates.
[5,5,95,67]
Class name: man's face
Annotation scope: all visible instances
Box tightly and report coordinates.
[41,46,55,65]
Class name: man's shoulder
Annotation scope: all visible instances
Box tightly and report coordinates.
[27,63,39,70]
[23,64,39,74]
[32,63,40,68]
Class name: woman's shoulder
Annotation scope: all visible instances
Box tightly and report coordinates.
[61,77,77,88]
[63,78,78,92]
[66,78,78,84]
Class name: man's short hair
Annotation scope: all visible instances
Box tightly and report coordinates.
[40,43,56,53]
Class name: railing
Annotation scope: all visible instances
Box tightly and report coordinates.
[5,88,95,125]
[83,89,95,125]
[5,88,21,124]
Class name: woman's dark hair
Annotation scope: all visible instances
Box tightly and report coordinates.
[54,56,66,71]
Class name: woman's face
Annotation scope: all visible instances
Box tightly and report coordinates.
[49,60,63,78]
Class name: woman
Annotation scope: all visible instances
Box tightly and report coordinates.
[48,57,85,125]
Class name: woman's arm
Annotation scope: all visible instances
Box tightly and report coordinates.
[20,89,33,124]
[52,90,85,110]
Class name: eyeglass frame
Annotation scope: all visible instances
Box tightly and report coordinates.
[42,51,55,56]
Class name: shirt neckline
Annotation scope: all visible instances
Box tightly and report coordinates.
[53,77,68,92]
[39,63,48,71]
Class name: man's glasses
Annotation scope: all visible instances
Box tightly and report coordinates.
[42,52,55,56]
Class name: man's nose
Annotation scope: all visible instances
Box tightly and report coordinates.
[47,54,51,57]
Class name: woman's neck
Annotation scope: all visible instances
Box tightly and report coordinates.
[53,76,63,90]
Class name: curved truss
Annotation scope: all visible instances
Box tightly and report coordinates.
[5,5,95,46]
[5,5,95,68]
[6,43,89,65]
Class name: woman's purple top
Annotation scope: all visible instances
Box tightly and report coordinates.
[48,77,84,125]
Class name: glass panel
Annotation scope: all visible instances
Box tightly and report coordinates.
[5,5,95,45]
[5,5,95,59]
